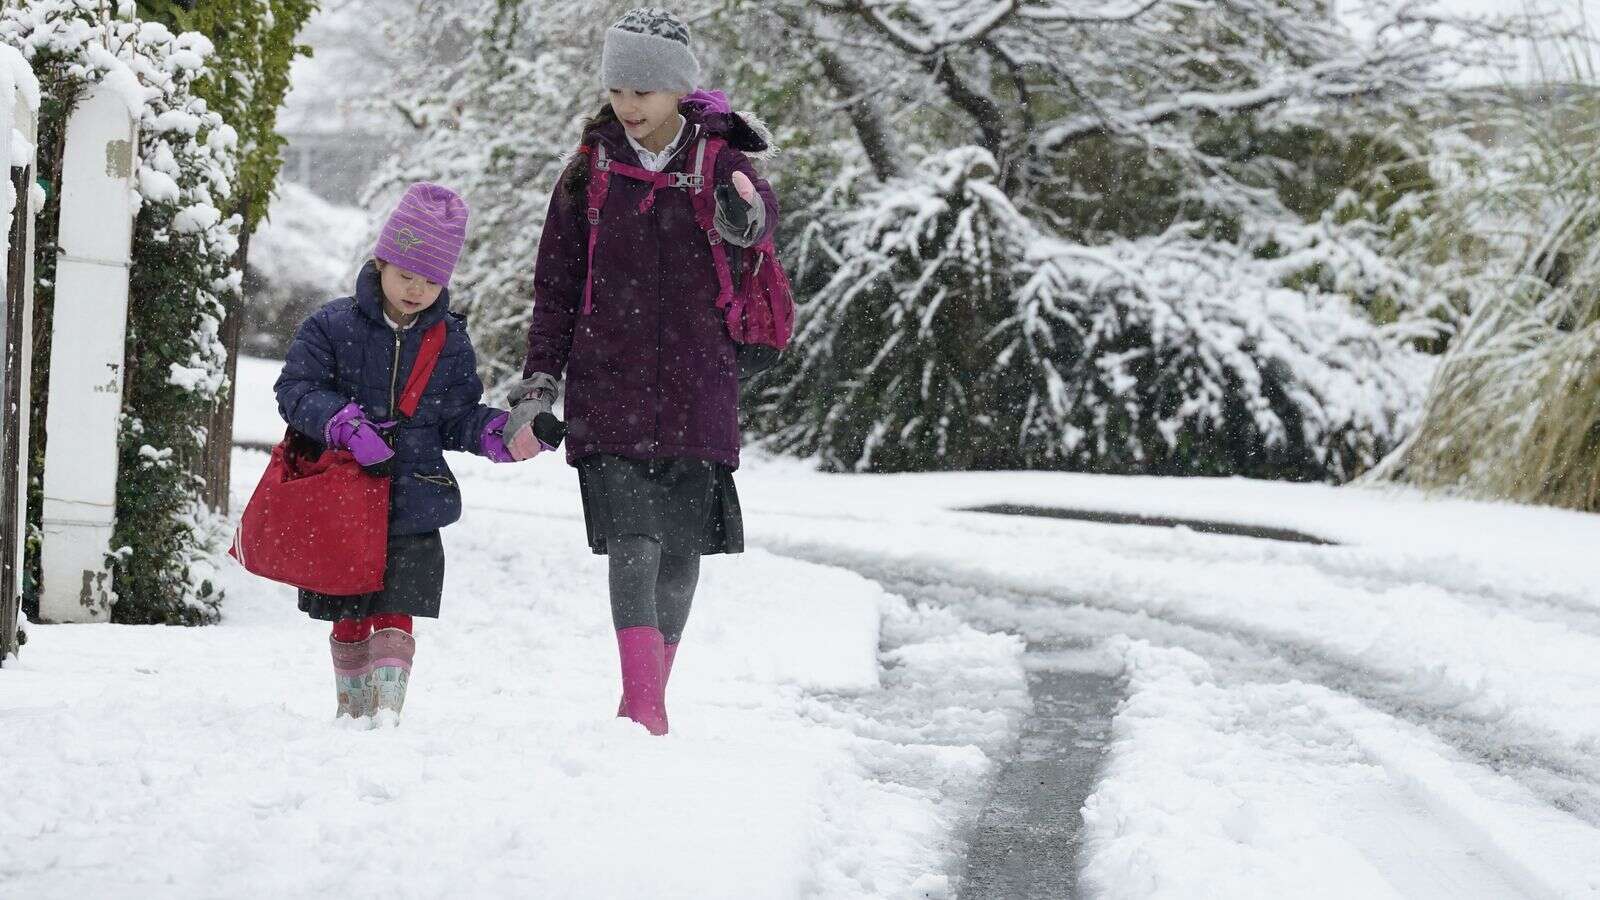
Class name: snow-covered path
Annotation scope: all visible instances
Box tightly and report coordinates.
[7,385,1600,896]
[1,451,1027,898]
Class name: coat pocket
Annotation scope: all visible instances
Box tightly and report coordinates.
[390,466,463,531]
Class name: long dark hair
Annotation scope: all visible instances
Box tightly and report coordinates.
[559,103,619,199]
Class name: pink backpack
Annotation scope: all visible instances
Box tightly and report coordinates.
[579,134,795,350]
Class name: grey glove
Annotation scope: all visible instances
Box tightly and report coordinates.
[714,184,764,248]
[503,372,559,447]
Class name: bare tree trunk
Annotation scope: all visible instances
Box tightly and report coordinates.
[816,47,906,183]
[201,191,252,514]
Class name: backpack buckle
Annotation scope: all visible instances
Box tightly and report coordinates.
[668,173,704,189]
[595,156,611,171]
[705,226,723,246]
[587,208,601,225]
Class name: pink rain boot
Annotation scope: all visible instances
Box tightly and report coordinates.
[368,628,416,723]
[616,626,669,736]
[330,636,373,719]
[618,639,680,718]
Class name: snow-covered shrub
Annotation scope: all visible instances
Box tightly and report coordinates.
[754,149,1428,478]
[1368,88,1600,510]
[5,1,240,624]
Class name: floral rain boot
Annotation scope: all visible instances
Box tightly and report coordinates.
[368,627,416,723]
[330,635,373,719]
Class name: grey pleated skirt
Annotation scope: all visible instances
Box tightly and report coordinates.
[576,454,744,556]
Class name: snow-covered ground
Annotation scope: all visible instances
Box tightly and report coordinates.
[3,446,1026,897]
[8,371,1600,897]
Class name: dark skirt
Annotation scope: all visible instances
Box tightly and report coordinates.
[577,454,744,556]
[298,530,446,621]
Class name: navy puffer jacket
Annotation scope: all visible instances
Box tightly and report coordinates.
[275,261,503,535]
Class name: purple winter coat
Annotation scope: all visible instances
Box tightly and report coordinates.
[522,108,780,470]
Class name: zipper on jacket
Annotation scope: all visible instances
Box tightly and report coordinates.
[413,473,456,488]
[388,328,403,416]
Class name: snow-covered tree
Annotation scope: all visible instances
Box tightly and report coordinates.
[736,0,1505,477]
[360,0,1509,479]
[361,0,618,388]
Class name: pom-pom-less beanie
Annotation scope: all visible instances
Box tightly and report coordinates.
[373,182,469,285]
[601,7,700,94]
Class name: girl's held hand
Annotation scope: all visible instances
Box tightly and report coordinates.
[508,424,544,461]
[731,170,755,204]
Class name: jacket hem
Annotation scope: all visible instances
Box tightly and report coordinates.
[566,441,739,470]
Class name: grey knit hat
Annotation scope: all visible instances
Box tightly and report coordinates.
[601,7,700,94]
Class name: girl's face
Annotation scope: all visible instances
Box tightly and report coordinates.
[377,261,443,324]
[609,88,685,146]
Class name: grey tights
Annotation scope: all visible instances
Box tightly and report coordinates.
[608,534,701,644]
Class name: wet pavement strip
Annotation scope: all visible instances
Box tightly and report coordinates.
[961,503,1338,546]
[957,640,1120,900]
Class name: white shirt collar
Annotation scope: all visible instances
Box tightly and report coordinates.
[383,309,418,330]
[626,115,688,173]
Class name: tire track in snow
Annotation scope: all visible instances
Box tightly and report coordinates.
[1069,531,1600,640]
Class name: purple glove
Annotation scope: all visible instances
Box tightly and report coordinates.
[480,412,517,464]
[325,402,395,473]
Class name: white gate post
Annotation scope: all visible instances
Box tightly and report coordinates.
[38,85,138,623]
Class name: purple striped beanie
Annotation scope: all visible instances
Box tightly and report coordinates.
[373,182,469,285]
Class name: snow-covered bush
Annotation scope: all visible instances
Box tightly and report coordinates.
[755,149,1428,477]
[5,0,240,624]
[360,0,1499,480]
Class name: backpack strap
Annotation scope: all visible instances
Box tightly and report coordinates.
[583,133,733,316]
[686,136,737,313]
[581,143,613,316]
[397,320,449,419]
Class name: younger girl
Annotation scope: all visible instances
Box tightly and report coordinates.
[505,7,781,735]
[276,183,523,723]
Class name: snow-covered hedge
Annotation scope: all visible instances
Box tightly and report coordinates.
[5,0,240,624]
[754,148,1429,479]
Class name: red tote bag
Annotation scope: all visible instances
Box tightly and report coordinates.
[230,321,447,595]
